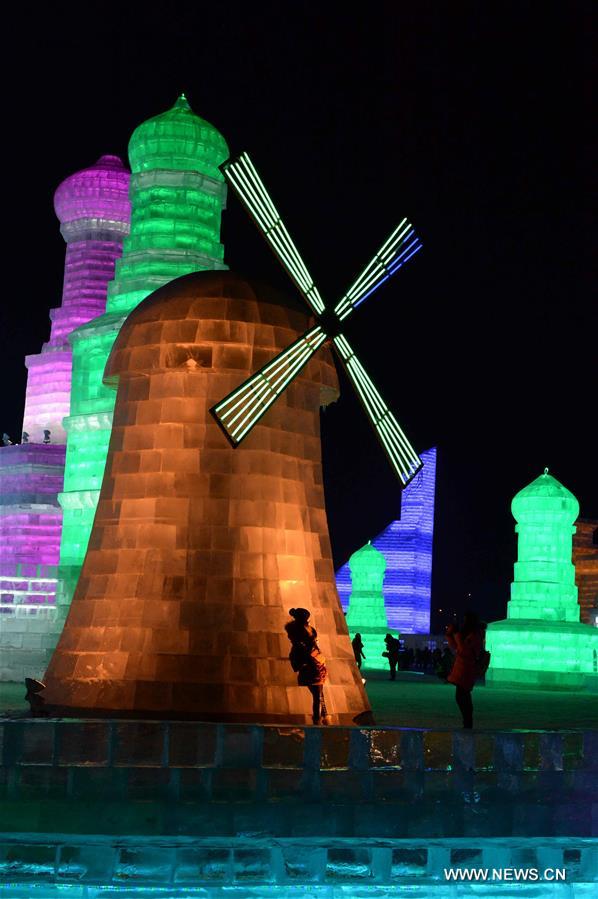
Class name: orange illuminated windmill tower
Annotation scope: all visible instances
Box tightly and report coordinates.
[42,152,423,724]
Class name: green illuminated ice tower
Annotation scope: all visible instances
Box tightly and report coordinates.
[55,96,229,623]
[345,542,393,671]
[486,469,598,688]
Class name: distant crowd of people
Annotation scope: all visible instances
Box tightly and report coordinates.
[351,632,457,680]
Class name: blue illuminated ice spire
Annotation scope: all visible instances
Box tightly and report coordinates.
[337,447,437,633]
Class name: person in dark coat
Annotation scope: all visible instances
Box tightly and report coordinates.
[383,633,400,680]
[446,611,486,728]
[351,633,366,669]
[285,608,329,724]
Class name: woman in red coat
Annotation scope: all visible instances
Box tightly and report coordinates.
[285,608,329,724]
[446,611,485,729]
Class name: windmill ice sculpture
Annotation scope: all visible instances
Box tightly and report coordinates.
[211,153,423,486]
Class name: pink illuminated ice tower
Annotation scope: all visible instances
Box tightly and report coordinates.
[22,156,131,442]
[0,156,130,681]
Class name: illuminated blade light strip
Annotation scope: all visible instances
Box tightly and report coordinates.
[347,241,423,314]
[345,221,411,299]
[333,335,422,486]
[336,235,422,319]
[225,164,305,286]
[223,154,326,315]
[215,324,324,418]
[226,167,308,288]
[348,226,413,297]
[213,326,327,443]
[228,166,325,315]
[222,331,327,443]
[334,220,423,320]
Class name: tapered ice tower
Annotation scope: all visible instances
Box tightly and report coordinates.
[43,272,371,724]
[0,156,130,681]
[336,447,437,634]
[486,469,598,688]
[55,96,229,624]
[345,542,391,667]
[22,156,131,443]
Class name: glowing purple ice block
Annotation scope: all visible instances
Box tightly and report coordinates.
[0,444,65,609]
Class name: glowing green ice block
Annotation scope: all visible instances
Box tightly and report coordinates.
[345,541,392,670]
[486,469,598,688]
[56,97,229,610]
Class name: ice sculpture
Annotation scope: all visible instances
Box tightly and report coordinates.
[55,96,229,622]
[43,272,371,724]
[573,519,598,626]
[0,156,130,681]
[345,542,392,669]
[486,469,598,687]
[23,156,131,443]
[336,447,436,633]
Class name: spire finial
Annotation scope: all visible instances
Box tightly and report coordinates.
[175,93,190,110]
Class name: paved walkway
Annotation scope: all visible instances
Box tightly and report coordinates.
[1,671,597,729]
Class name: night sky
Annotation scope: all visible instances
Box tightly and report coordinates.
[2,4,595,630]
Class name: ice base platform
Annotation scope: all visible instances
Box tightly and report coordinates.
[487,619,598,690]
[0,718,597,893]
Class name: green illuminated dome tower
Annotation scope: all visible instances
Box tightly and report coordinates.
[55,96,229,625]
[345,541,392,670]
[107,94,228,316]
[486,469,598,688]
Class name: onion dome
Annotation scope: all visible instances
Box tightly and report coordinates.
[512,468,579,526]
[128,94,229,179]
[53,155,131,226]
[349,540,386,576]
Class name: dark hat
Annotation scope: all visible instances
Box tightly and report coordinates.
[289,608,311,620]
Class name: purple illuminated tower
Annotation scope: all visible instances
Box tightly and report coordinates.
[336,447,437,633]
[22,156,131,442]
[0,157,130,681]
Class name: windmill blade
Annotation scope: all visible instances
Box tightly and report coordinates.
[334,221,422,321]
[222,153,326,316]
[210,325,328,446]
[333,334,422,486]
